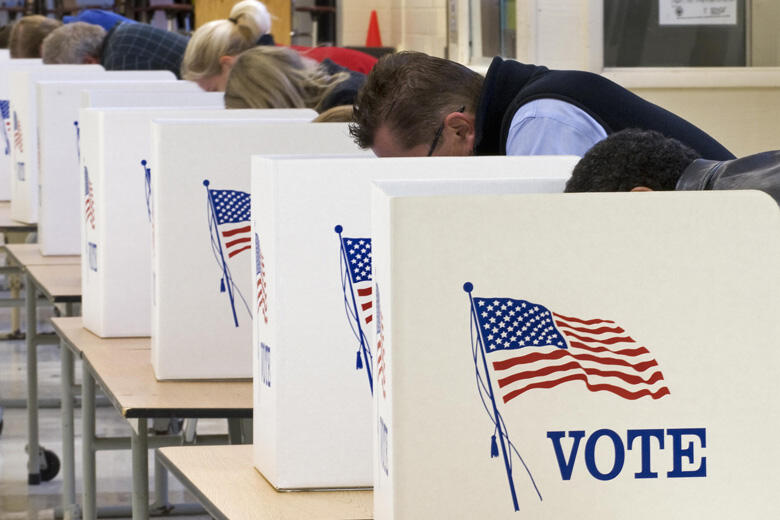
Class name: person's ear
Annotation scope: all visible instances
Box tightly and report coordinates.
[219,55,236,72]
[444,111,476,155]
[630,186,654,192]
[83,55,99,64]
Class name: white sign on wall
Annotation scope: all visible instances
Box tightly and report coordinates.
[659,0,737,26]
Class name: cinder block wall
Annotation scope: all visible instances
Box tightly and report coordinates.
[340,0,447,57]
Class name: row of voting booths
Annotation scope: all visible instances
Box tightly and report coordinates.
[2,50,780,518]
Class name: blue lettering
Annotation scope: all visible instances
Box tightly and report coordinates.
[584,429,624,481]
[547,430,585,480]
[550,428,705,481]
[667,428,706,478]
[627,429,664,479]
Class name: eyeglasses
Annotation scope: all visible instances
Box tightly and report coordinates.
[426,105,466,157]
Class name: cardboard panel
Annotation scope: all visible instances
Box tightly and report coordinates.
[8,65,106,223]
[0,59,41,202]
[370,187,780,519]
[81,108,316,338]
[150,119,360,380]
[36,74,177,255]
[250,156,577,490]
[80,87,221,109]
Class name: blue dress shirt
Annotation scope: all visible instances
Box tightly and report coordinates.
[505,99,608,157]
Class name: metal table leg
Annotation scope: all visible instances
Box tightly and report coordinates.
[60,342,76,516]
[82,368,96,520]
[25,272,40,484]
[132,418,149,520]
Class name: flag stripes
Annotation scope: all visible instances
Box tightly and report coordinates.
[473,296,670,403]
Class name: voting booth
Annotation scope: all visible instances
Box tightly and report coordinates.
[250,156,577,490]
[150,120,366,380]
[36,74,178,255]
[0,59,40,202]
[369,186,780,519]
[81,87,220,109]
[9,65,107,223]
[80,109,316,339]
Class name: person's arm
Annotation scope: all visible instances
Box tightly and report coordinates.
[505,99,608,156]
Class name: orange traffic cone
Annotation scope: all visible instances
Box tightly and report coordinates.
[365,10,383,47]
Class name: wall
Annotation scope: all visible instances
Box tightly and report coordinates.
[339,0,447,57]
[604,69,780,157]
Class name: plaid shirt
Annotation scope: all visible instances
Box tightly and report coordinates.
[101,23,189,78]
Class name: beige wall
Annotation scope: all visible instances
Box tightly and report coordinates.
[604,69,780,157]
[339,0,447,57]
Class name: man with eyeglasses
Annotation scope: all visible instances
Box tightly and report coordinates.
[349,51,733,162]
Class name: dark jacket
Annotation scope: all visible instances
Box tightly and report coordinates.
[676,151,780,206]
[474,57,734,161]
[101,23,189,78]
[319,59,365,112]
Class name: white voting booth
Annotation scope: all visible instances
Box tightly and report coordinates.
[0,50,9,61]
[249,156,577,490]
[80,108,315,339]
[370,186,780,519]
[81,88,221,109]
[0,59,41,202]
[9,65,107,223]
[36,74,179,255]
[150,120,366,380]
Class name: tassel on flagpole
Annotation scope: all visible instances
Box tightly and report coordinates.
[220,278,226,292]
[356,350,363,370]
[491,434,499,458]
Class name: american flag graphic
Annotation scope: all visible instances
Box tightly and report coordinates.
[84,167,95,230]
[1,100,10,156]
[342,237,373,325]
[12,111,22,153]
[254,233,268,324]
[209,188,251,258]
[472,296,670,402]
[375,284,386,399]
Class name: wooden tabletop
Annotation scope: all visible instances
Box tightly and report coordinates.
[26,264,82,303]
[4,243,81,267]
[157,445,373,520]
[0,202,37,233]
[51,317,252,419]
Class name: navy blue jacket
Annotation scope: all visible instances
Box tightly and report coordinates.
[475,57,734,161]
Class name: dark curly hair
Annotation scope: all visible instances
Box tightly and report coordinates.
[565,129,701,192]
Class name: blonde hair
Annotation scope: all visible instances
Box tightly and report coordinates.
[224,46,350,112]
[10,15,63,58]
[181,0,271,80]
[313,105,354,123]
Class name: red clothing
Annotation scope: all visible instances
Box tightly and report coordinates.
[290,45,377,74]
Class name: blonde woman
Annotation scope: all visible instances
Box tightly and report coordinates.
[224,46,365,113]
[181,0,272,91]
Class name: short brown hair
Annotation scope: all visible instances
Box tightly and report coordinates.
[9,15,62,58]
[350,51,484,150]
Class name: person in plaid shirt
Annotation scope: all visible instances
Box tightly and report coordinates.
[41,21,188,79]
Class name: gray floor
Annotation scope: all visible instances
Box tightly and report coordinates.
[0,295,220,519]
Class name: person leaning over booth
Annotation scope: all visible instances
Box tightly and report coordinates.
[40,21,188,78]
[9,15,62,58]
[349,51,734,161]
[180,0,376,92]
[180,0,273,92]
[224,46,365,113]
[564,128,780,206]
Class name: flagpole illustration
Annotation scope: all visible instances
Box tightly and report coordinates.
[141,160,152,221]
[464,282,519,512]
[204,179,239,327]
[335,225,373,394]
[74,121,80,163]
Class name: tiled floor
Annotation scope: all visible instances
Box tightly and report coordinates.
[0,296,219,519]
